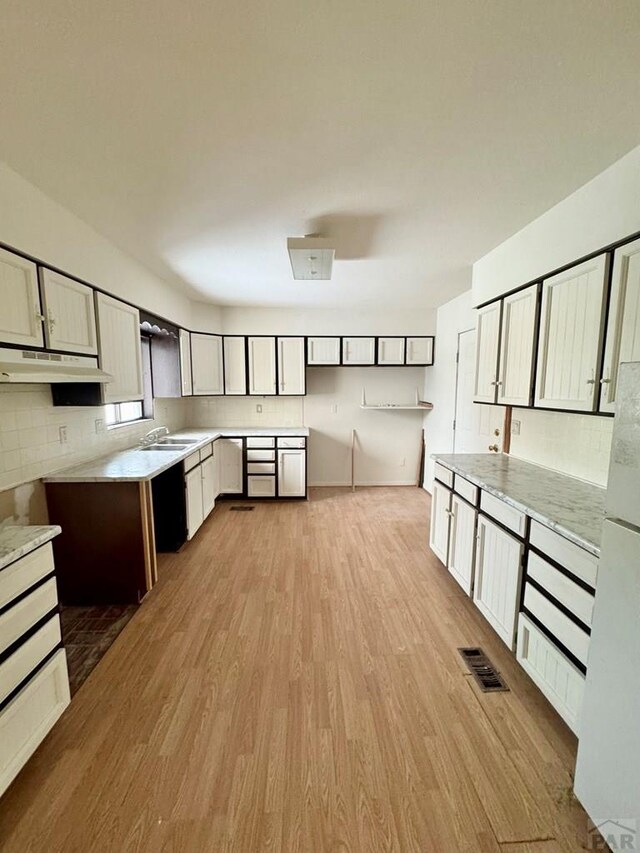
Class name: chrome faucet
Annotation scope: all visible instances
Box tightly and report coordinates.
[139,426,170,447]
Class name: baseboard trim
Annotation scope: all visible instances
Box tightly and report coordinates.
[308,481,420,488]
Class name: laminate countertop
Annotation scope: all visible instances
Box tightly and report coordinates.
[0,525,61,571]
[432,453,605,556]
[43,427,309,485]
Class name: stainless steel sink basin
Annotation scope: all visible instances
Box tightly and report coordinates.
[159,438,199,444]
[140,444,189,452]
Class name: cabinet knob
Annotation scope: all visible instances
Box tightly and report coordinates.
[488,444,499,452]
[586,378,596,385]
[600,377,611,385]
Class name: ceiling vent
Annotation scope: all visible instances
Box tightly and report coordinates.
[287,237,335,280]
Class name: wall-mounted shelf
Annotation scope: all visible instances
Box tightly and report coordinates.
[359,387,433,410]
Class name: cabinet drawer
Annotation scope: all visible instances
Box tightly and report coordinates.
[527,552,594,628]
[0,578,58,657]
[453,474,478,505]
[480,491,526,537]
[523,583,590,667]
[0,615,61,706]
[184,451,201,472]
[200,443,213,460]
[246,437,275,448]
[529,520,598,589]
[516,613,584,735]
[246,449,275,462]
[434,463,453,489]
[247,462,276,475]
[0,649,70,798]
[247,476,276,498]
[0,543,55,611]
[277,437,306,448]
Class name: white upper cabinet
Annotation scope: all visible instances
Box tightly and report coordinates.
[248,337,277,395]
[223,336,247,395]
[405,336,434,365]
[497,284,538,406]
[599,239,640,413]
[307,336,340,365]
[39,269,98,355]
[0,248,44,348]
[277,337,305,395]
[342,337,375,365]
[473,301,502,403]
[377,337,405,365]
[191,333,224,396]
[179,330,192,396]
[535,254,608,411]
[95,292,143,403]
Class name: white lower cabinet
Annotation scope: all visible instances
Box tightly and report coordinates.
[185,466,204,540]
[429,480,452,565]
[248,476,276,498]
[277,449,306,497]
[473,515,524,649]
[0,540,70,798]
[447,495,477,595]
[218,438,243,494]
[516,613,584,735]
[201,455,217,518]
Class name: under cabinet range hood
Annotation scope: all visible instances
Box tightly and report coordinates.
[0,347,113,384]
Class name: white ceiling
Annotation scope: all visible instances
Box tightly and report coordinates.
[1,1,639,310]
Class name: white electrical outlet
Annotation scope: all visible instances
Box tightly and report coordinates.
[256,404,262,413]
[331,404,338,414]
[94,418,104,434]
[511,419,521,436]
[59,425,68,444]
[400,457,406,467]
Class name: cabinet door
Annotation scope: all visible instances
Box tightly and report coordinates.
[405,337,433,365]
[277,337,306,395]
[534,254,608,411]
[218,438,243,494]
[277,449,306,497]
[429,481,451,565]
[0,248,43,348]
[223,336,247,395]
[179,330,192,396]
[185,467,204,540]
[447,495,476,596]
[191,333,224,395]
[497,284,538,406]
[377,337,405,365]
[599,239,640,413]
[473,515,523,649]
[201,456,216,518]
[473,301,501,403]
[95,292,143,403]
[212,442,221,499]
[39,269,98,355]
[248,337,277,395]
[307,336,341,365]
[342,337,375,365]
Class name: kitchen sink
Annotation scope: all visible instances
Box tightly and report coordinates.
[140,444,189,452]
[159,438,199,444]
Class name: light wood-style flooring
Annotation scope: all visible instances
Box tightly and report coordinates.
[0,488,593,851]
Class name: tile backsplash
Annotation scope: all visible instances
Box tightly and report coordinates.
[189,395,304,428]
[0,385,188,494]
[509,408,613,486]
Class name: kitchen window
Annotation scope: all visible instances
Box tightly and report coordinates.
[104,401,144,426]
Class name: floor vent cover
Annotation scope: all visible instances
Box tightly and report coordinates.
[458,647,509,693]
[230,505,255,511]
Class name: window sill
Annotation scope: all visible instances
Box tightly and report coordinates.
[106,417,154,432]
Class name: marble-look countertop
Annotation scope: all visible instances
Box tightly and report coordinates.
[0,525,61,571]
[43,427,309,484]
[432,453,605,555]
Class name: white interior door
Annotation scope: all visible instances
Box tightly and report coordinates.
[454,329,505,454]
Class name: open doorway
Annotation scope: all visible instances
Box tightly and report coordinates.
[453,329,505,453]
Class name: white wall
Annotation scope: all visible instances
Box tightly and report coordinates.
[221,306,436,336]
[0,162,196,328]
[472,145,640,306]
[509,409,613,487]
[422,290,476,491]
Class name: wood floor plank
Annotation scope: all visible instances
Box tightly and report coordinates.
[0,487,593,851]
